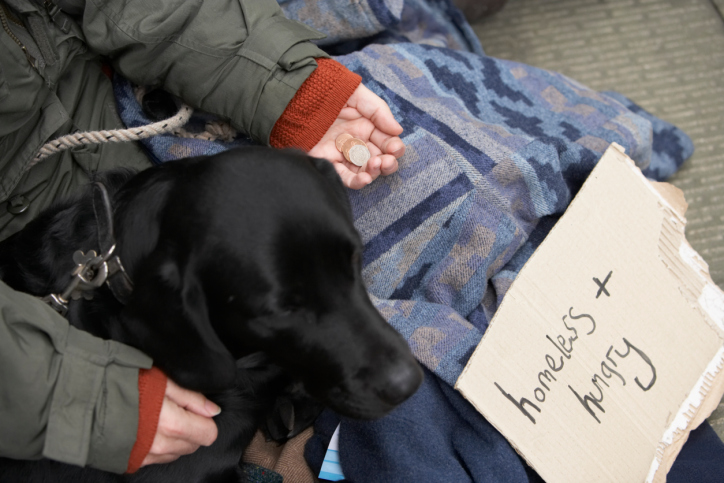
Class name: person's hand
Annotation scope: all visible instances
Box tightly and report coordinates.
[141,379,221,466]
[308,84,405,190]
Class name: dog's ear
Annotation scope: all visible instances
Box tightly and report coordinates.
[120,253,237,393]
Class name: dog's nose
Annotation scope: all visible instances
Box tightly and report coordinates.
[377,360,423,406]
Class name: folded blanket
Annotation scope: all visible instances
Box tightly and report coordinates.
[112,1,700,481]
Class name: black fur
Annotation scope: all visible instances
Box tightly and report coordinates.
[0,147,423,482]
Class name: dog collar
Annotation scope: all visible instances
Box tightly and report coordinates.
[41,182,134,315]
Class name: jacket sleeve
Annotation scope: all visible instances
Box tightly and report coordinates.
[80,0,330,145]
[0,280,153,474]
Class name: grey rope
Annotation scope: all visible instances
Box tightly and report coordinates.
[30,103,194,168]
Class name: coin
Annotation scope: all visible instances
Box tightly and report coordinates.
[342,138,366,162]
[342,138,365,152]
[335,133,353,152]
[347,144,371,167]
[335,134,371,166]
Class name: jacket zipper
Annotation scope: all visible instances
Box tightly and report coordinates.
[0,2,38,71]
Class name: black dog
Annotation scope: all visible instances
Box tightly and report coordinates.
[0,147,423,482]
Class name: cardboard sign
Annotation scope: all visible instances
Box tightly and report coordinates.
[456,144,724,483]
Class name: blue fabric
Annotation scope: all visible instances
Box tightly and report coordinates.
[669,422,724,483]
[110,1,718,481]
[307,368,539,483]
[277,0,405,47]
[279,0,484,56]
[308,387,724,483]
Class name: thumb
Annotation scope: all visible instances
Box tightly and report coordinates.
[164,379,221,418]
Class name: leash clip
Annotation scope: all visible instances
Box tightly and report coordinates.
[40,247,111,315]
[40,181,134,315]
[70,248,110,296]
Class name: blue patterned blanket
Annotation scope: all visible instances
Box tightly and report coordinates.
[113,1,696,481]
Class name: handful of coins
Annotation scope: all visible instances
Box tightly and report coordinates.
[336,133,371,167]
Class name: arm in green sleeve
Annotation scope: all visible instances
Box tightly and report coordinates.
[81,0,329,145]
[0,281,152,473]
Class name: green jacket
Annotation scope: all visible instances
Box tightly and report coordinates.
[0,0,327,473]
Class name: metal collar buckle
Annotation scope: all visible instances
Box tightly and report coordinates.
[41,182,134,315]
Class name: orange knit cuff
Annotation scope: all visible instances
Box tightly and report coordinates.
[126,367,167,474]
[270,58,362,151]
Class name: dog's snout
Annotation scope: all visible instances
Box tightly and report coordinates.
[376,359,423,406]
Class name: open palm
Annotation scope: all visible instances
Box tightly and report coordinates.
[309,84,405,190]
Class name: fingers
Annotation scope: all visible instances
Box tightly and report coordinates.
[165,379,221,418]
[348,93,404,160]
[164,396,217,443]
[347,84,403,137]
[142,399,219,466]
[331,153,399,190]
[377,154,399,176]
[142,453,179,466]
[369,129,405,159]
[140,382,220,468]
[308,82,405,190]
[334,162,373,190]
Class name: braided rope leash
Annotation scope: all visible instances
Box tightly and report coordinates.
[130,86,238,143]
[30,104,194,168]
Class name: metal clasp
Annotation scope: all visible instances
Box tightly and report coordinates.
[41,248,113,315]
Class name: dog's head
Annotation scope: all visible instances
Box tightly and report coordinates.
[114,147,422,419]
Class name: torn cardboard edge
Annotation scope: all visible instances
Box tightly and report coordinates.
[649,346,724,482]
[626,143,724,483]
[455,143,724,483]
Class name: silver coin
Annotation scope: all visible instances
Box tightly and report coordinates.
[348,144,370,167]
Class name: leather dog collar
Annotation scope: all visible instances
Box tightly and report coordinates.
[91,181,135,305]
[41,182,134,315]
